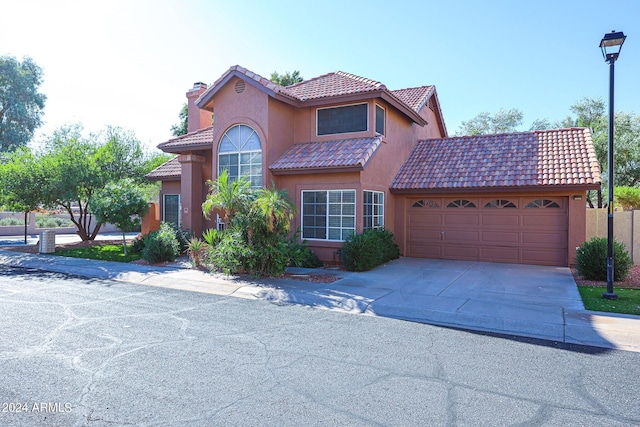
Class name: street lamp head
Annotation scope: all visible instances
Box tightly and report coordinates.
[600,30,626,62]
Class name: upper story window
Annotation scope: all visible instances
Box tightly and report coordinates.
[317,103,368,136]
[218,124,262,188]
[375,105,385,135]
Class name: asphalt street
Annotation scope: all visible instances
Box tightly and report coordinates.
[1,265,640,427]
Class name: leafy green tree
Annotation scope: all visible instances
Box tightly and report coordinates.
[90,179,149,255]
[269,70,303,86]
[561,98,640,207]
[39,124,148,240]
[456,108,524,136]
[0,56,46,152]
[528,118,555,131]
[170,103,188,137]
[615,186,640,210]
[0,148,47,243]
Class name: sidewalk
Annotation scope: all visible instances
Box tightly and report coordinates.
[1,237,639,353]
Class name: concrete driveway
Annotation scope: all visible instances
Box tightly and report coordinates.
[257,257,584,342]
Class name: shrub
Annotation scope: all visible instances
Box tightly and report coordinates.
[166,223,191,254]
[35,216,74,228]
[141,223,180,264]
[0,217,23,226]
[286,231,323,268]
[129,235,147,254]
[208,227,252,275]
[342,228,400,272]
[575,237,632,281]
[187,237,209,268]
[202,228,221,247]
[615,186,640,211]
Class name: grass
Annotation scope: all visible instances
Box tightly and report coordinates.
[53,244,141,263]
[577,286,640,316]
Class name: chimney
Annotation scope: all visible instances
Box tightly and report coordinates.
[186,82,210,133]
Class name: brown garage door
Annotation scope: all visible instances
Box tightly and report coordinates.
[407,196,568,266]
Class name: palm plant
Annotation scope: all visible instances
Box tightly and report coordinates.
[201,170,252,227]
[252,185,296,234]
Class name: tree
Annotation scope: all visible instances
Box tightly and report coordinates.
[39,124,148,241]
[201,170,252,227]
[90,179,149,255]
[456,108,524,136]
[170,103,188,137]
[0,148,47,243]
[560,98,640,207]
[270,70,303,86]
[0,56,46,152]
[528,118,555,131]
[252,185,296,234]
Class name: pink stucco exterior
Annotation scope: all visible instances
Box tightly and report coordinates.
[147,65,600,267]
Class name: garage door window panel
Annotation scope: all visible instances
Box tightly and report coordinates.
[484,199,517,208]
[525,199,561,208]
[447,199,477,208]
[412,199,440,208]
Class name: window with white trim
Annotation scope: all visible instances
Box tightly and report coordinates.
[317,103,368,136]
[363,190,384,230]
[302,190,356,240]
[163,194,181,228]
[218,124,262,188]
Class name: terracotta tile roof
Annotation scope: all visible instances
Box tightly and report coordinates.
[284,71,386,101]
[391,128,601,191]
[157,126,214,153]
[270,137,382,174]
[391,86,435,113]
[145,156,181,181]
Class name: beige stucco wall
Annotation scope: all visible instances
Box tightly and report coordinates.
[586,209,639,264]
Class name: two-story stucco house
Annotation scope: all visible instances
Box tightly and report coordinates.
[147,65,601,267]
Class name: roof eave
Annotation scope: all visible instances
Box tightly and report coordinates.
[380,92,428,127]
[270,165,364,175]
[157,142,213,154]
[145,174,181,182]
[390,183,601,194]
[196,69,299,111]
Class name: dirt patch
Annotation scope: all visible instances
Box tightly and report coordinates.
[572,264,640,289]
[279,272,340,284]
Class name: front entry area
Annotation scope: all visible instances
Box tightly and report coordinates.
[406,196,568,266]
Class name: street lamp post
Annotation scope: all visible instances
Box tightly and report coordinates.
[599,30,626,300]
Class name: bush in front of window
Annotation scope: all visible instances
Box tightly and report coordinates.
[575,237,631,281]
[285,229,323,268]
[342,228,400,272]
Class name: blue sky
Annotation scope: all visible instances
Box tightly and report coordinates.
[1,0,638,149]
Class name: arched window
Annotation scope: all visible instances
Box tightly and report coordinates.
[525,199,560,208]
[484,199,517,208]
[446,199,476,208]
[218,124,262,188]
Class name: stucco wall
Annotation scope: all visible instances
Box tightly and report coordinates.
[586,209,639,264]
